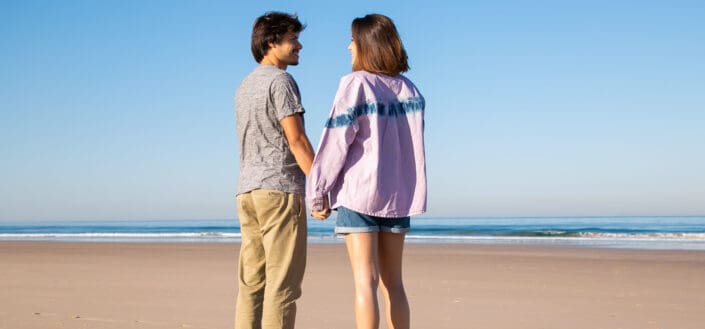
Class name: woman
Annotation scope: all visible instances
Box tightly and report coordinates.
[307,14,426,329]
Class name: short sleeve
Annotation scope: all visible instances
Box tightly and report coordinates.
[271,73,305,121]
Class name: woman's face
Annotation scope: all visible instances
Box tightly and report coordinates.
[348,38,357,66]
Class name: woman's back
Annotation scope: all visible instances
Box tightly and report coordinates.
[308,70,426,217]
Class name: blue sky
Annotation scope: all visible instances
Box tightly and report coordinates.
[2,0,704,221]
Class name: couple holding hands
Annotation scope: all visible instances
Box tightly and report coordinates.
[234,11,426,329]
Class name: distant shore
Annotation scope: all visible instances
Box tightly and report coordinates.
[2,242,705,329]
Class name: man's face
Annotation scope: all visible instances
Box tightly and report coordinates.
[269,31,302,68]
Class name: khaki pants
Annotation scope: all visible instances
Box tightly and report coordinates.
[235,189,307,329]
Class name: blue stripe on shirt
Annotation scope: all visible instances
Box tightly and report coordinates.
[325,97,425,128]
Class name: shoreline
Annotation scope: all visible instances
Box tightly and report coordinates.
[2,241,705,328]
[2,236,705,251]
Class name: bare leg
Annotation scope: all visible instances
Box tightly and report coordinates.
[344,232,380,329]
[378,232,409,329]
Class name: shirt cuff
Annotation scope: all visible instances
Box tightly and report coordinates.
[310,196,324,211]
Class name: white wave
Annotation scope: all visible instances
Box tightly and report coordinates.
[405,233,705,241]
[2,232,704,241]
[578,232,705,240]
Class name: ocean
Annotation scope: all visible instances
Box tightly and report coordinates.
[1,216,705,250]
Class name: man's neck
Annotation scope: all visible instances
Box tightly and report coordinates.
[260,57,287,70]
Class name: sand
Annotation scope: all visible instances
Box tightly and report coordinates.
[1,241,704,329]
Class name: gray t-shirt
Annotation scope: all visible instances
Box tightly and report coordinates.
[235,65,306,195]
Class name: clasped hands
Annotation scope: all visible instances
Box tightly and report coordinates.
[310,194,331,220]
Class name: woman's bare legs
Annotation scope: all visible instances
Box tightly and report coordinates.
[344,231,409,329]
[344,232,380,329]
[378,232,409,329]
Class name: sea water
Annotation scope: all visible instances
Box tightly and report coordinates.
[1,216,704,250]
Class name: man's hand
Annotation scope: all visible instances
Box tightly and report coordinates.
[311,208,330,220]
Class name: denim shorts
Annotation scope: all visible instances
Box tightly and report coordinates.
[335,206,410,234]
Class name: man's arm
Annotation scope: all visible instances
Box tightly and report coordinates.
[280,113,314,176]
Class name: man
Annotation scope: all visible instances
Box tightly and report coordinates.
[234,12,317,329]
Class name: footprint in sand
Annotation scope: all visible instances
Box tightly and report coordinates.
[72,315,117,323]
[133,319,192,327]
[134,319,172,326]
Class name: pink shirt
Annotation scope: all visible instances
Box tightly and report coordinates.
[307,71,427,217]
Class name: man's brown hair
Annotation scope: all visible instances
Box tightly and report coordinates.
[351,14,409,76]
[251,12,305,63]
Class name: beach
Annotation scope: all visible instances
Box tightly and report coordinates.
[1,242,704,329]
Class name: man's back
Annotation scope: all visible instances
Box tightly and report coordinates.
[235,65,305,195]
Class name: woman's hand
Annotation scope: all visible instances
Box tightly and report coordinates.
[310,195,331,220]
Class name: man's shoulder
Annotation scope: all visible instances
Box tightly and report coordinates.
[241,65,292,85]
[270,69,298,87]
[258,65,295,80]
[237,67,285,99]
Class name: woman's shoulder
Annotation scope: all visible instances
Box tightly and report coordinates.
[339,71,369,84]
[343,71,416,85]
[339,71,404,91]
[335,72,371,95]
[345,70,405,82]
